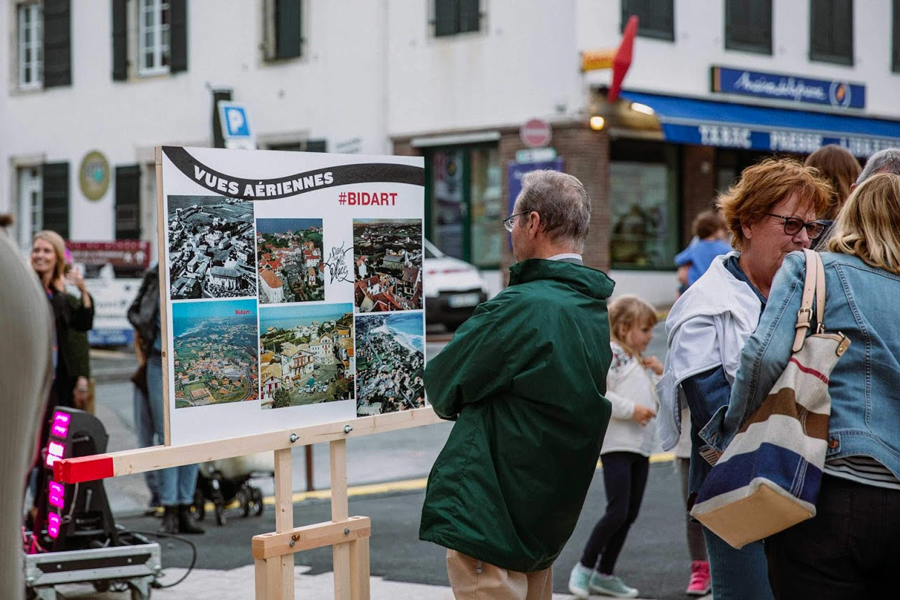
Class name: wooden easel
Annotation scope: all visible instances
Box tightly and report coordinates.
[54,409,443,600]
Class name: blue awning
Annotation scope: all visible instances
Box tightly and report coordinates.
[621,91,900,157]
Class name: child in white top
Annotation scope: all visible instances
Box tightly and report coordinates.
[569,295,662,599]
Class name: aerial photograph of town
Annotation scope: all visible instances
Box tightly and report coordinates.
[167,195,257,300]
[355,312,425,417]
[172,299,260,409]
[353,219,423,313]
[256,218,324,304]
[258,303,355,409]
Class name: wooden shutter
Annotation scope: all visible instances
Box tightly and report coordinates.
[726,0,772,54]
[458,0,480,33]
[305,140,327,153]
[831,0,853,63]
[43,0,71,88]
[42,162,70,239]
[170,0,188,73]
[276,0,303,59]
[894,0,900,72]
[622,0,674,40]
[435,0,458,37]
[115,165,141,240]
[810,0,853,64]
[111,0,128,81]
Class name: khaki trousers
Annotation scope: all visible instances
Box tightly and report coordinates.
[446,549,553,600]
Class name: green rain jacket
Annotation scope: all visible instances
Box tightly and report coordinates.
[419,259,614,572]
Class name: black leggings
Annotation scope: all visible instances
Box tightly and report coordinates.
[580,452,649,575]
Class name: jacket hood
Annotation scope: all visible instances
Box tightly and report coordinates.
[509,259,615,300]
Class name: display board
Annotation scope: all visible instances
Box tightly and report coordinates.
[158,147,426,445]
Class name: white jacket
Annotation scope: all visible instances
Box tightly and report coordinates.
[655,253,761,451]
[601,341,660,457]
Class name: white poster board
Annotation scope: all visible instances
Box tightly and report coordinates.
[158,147,426,445]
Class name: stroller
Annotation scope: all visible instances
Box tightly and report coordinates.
[192,452,274,526]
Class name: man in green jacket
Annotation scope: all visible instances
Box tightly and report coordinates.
[420,170,615,599]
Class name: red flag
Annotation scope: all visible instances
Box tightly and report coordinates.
[608,16,638,102]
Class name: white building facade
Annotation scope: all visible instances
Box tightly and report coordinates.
[4,0,900,304]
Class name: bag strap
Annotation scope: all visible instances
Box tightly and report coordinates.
[792,249,825,352]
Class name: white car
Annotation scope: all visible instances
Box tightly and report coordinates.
[424,239,488,329]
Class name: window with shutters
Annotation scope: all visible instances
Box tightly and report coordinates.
[262,0,304,61]
[112,0,186,81]
[16,166,43,248]
[725,0,772,54]
[893,0,900,72]
[16,3,42,89]
[621,0,674,41]
[431,0,483,38]
[42,162,69,239]
[138,0,170,75]
[810,0,854,65]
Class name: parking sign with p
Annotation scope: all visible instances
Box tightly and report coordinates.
[217,101,256,149]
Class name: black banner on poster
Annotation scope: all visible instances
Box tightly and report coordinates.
[162,146,424,201]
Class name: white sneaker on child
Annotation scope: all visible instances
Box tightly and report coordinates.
[567,563,592,599]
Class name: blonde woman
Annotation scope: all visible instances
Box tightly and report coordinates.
[707,173,900,598]
[29,230,94,409]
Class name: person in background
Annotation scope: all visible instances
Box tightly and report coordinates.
[30,231,94,413]
[420,170,614,600]
[675,210,732,291]
[705,173,900,598]
[674,405,711,596]
[657,159,831,600]
[1,214,53,600]
[128,263,162,514]
[63,253,93,413]
[804,144,861,246]
[129,263,203,535]
[568,295,661,599]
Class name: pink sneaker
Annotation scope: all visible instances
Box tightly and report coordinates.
[686,561,711,596]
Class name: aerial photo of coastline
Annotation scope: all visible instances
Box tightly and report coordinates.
[172,299,259,409]
[167,195,256,300]
[257,218,324,304]
[258,303,354,409]
[355,312,425,417]
[353,219,423,312]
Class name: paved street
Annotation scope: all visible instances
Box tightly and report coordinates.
[53,323,708,600]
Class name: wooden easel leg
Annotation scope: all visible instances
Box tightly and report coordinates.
[330,439,352,600]
[349,537,370,600]
[258,447,294,600]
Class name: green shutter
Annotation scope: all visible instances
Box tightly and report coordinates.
[305,140,327,153]
[810,0,853,65]
[276,0,303,59]
[435,0,458,37]
[112,0,128,81]
[42,162,70,239]
[725,0,772,54]
[170,0,188,73]
[622,0,674,40]
[115,165,142,240]
[43,0,71,88]
[894,0,900,72]
[458,0,480,33]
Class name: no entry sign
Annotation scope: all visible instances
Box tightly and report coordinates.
[520,119,552,148]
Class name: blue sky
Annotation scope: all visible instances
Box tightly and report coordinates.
[260,303,353,330]
[172,298,257,321]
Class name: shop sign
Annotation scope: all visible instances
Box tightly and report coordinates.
[217,101,257,150]
[581,48,616,71]
[666,122,898,157]
[79,151,110,201]
[520,119,552,148]
[711,66,865,110]
[515,147,557,164]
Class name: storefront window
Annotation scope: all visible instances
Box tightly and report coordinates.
[427,144,502,268]
[469,147,502,267]
[609,141,678,269]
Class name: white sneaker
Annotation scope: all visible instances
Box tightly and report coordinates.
[567,563,592,599]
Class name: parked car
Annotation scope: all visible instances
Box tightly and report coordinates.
[423,239,488,330]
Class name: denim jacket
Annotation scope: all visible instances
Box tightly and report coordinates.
[702,251,900,480]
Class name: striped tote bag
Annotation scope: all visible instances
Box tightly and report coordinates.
[690,250,850,549]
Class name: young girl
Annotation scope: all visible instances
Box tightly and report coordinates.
[568,295,662,599]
